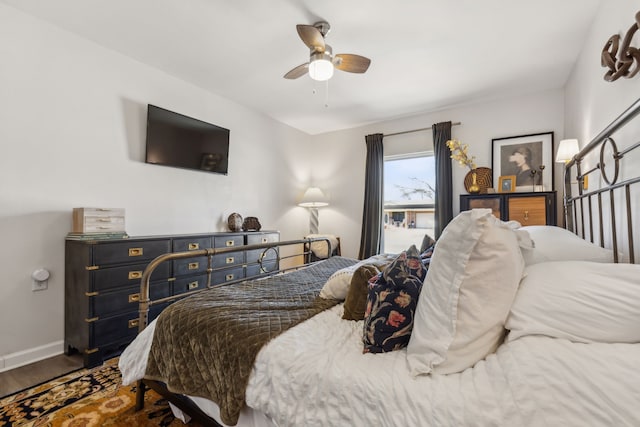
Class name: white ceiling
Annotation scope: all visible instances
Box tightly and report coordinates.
[3,0,602,135]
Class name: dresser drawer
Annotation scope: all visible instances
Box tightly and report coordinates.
[508,196,547,226]
[93,239,171,265]
[246,232,279,246]
[212,251,244,268]
[213,235,244,249]
[246,260,278,277]
[173,256,209,276]
[212,266,244,284]
[173,236,212,252]
[91,312,140,348]
[90,281,171,318]
[93,262,170,292]
[173,274,208,295]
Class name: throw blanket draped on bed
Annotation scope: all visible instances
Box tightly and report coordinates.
[144,256,357,426]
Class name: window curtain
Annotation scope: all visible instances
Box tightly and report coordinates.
[433,121,453,239]
[358,133,384,259]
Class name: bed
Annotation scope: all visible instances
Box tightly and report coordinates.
[119,99,640,427]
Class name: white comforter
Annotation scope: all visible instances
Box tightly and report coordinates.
[121,304,640,427]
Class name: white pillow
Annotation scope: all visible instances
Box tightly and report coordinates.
[319,253,396,300]
[407,209,528,375]
[520,225,614,266]
[506,261,640,343]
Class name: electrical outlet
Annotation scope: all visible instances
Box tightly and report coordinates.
[32,279,48,291]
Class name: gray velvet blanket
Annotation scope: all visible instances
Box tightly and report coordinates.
[144,256,357,425]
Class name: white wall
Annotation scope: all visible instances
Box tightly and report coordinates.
[0,5,314,370]
[311,89,565,259]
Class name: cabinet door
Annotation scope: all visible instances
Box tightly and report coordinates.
[507,196,547,225]
[467,196,501,219]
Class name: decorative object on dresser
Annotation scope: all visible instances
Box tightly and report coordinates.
[446,139,481,194]
[601,10,640,82]
[298,186,330,234]
[491,132,554,192]
[69,208,128,239]
[460,191,557,226]
[241,216,262,231]
[498,175,516,193]
[463,166,492,194]
[64,230,279,367]
[227,212,243,232]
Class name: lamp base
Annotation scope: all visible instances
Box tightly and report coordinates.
[308,207,319,235]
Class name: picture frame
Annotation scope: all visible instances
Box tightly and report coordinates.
[491,132,554,192]
[498,175,516,193]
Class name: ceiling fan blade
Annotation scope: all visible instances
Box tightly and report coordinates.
[296,24,325,53]
[284,63,309,79]
[334,54,371,73]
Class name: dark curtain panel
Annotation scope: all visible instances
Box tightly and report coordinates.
[358,133,384,259]
[433,121,453,239]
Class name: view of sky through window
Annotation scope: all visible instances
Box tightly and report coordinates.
[384,155,436,203]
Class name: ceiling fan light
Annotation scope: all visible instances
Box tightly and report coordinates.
[309,58,334,81]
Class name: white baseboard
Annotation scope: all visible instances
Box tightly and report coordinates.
[0,341,64,373]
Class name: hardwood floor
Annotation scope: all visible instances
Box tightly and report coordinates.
[0,354,84,398]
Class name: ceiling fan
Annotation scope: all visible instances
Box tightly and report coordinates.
[283,21,371,81]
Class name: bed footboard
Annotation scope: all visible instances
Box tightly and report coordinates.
[132,236,338,425]
[136,236,336,333]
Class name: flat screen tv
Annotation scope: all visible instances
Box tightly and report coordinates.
[145,104,230,175]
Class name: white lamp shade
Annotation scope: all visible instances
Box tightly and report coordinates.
[308,59,334,81]
[556,139,580,163]
[299,187,329,207]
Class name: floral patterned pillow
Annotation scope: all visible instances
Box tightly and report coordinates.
[363,245,426,353]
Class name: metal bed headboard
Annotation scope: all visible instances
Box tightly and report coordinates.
[564,97,640,264]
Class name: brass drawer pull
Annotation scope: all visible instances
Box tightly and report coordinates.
[188,243,199,250]
[524,210,529,221]
[128,293,140,303]
[128,319,139,329]
[225,273,235,281]
[188,281,199,290]
[262,237,268,243]
[128,271,142,280]
[225,240,235,247]
[188,262,199,270]
[226,257,235,264]
[129,248,143,257]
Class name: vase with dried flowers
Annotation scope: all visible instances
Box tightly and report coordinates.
[446,139,480,193]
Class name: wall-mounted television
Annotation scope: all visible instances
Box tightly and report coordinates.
[145,104,230,175]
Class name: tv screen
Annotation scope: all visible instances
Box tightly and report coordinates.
[145,104,230,175]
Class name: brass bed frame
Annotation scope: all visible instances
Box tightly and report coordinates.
[563,97,640,264]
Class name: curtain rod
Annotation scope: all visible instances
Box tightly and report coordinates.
[383,121,462,138]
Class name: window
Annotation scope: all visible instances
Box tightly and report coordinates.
[383,153,435,253]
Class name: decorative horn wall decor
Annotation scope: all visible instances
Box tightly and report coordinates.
[602,10,640,82]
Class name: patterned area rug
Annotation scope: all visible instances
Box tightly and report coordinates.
[0,358,198,427]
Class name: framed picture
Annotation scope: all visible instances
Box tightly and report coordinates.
[491,132,554,192]
[498,175,516,193]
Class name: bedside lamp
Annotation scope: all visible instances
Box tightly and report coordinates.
[298,187,329,234]
[556,139,580,164]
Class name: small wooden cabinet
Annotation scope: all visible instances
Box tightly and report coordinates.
[460,191,556,226]
[65,230,279,367]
